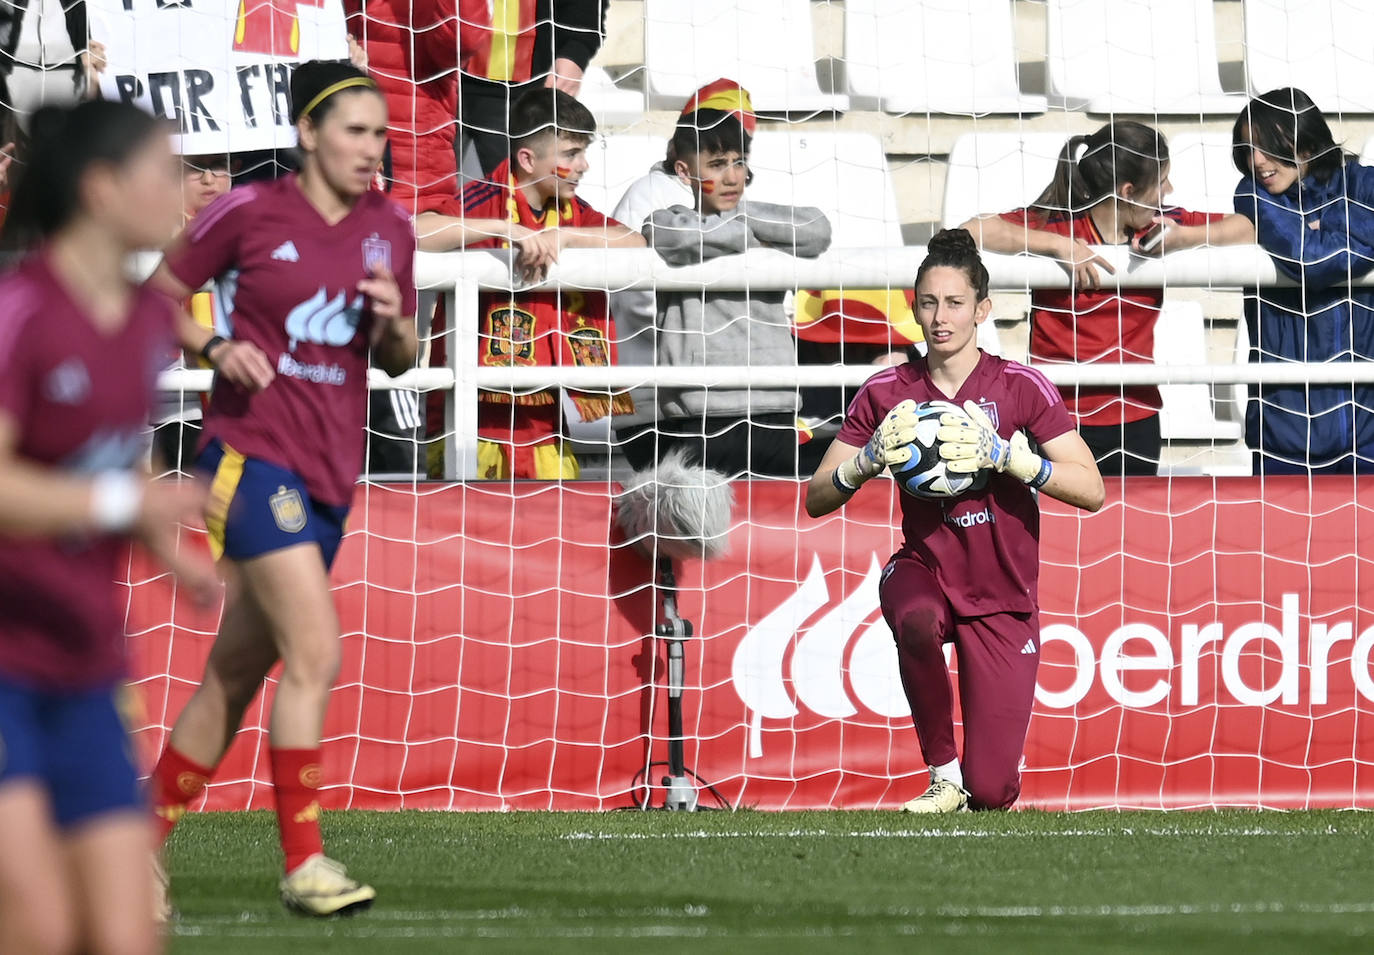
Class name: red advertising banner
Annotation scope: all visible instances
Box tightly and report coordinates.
[123,477,1374,812]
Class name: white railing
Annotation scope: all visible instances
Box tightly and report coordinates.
[155,244,1374,478]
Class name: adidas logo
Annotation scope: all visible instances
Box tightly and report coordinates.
[1020,638,1037,655]
[271,240,300,263]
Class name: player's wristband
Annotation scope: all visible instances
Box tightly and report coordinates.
[200,335,228,364]
[1027,457,1053,489]
[90,470,144,533]
[832,468,859,496]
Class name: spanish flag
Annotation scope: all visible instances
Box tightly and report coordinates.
[682,78,757,135]
[795,287,923,347]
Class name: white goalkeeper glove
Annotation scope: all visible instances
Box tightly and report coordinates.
[833,398,920,493]
[936,400,1053,488]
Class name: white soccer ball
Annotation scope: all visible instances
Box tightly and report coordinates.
[888,400,990,500]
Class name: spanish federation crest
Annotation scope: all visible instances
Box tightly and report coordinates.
[977,398,1000,431]
[269,485,307,534]
[362,234,392,273]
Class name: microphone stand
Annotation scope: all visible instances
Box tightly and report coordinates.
[654,556,699,811]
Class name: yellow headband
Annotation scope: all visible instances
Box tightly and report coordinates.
[299,77,377,121]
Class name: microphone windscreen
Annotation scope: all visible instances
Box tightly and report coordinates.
[615,448,734,562]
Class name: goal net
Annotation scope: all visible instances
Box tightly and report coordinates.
[80,0,1374,810]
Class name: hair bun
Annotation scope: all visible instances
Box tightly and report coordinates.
[926,228,979,258]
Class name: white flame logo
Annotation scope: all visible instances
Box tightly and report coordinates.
[731,554,913,757]
[284,286,366,352]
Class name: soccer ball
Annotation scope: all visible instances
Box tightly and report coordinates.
[888,400,990,500]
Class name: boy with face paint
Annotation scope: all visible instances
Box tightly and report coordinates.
[416,88,644,479]
[640,110,834,479]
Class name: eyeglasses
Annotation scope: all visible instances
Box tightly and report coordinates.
[183,160,232,178]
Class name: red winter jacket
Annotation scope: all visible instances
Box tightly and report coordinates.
[346,0,486,214]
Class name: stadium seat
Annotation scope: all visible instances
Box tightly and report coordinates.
[1154,300,1243,442]
[1046,0,1244,114]
[575,134,669,220]
[941,132,1069,229]
[1166,133,1242,216]
[746,131,902,247]
[577,66,646,128]
[642,0,849,114]
[844,0,1045,116]
[1244,0,1374,114]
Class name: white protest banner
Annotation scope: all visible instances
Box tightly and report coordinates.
[91,0,348,155]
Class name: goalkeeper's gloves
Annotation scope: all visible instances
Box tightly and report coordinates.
[936,400,1053,488]
[833,399,920,494]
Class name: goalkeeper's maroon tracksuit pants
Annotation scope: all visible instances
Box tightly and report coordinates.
[879,555,1041,810]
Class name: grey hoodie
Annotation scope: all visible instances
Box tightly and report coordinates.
[643,199,832,420]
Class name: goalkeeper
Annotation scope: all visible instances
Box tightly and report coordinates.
[805,230,1104,812]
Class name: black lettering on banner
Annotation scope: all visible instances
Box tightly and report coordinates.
[237,65,260,127]
[267,64,291,126]
[147,71,183,124]
[183,69,219,132]
[114,74,144,103]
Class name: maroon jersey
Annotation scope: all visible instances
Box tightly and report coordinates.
[163,175,417,507]
[838,353,1074,616]
[0,255,174,690]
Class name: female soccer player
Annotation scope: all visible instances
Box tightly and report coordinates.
[806,229,1105,813]
[962,121,1254,475]
[1231,87,1374,473]
[0,101,216,955]
[147,60,417,915]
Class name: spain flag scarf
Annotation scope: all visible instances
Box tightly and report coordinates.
[478,160,631,421]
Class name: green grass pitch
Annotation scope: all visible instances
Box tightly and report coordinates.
[166,809,1374,953]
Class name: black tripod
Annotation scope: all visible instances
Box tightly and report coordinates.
[654,557,698,811]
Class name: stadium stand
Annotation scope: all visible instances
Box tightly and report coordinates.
[1166,131,1243,214]
[1243,0,1374,114]
[843,0,1046,116]
[746,131,903,247]
[1045,0,1244,114]
[642,0,850,113]
[940,132,1069,230]
[574,133,669,221]
[577,64,646,127]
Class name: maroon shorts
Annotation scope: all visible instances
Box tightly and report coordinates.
[879,554,1040,810]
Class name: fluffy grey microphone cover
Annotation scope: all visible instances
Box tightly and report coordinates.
[615,448,734,561]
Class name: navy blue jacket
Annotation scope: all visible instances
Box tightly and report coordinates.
[1234,160,1374,471]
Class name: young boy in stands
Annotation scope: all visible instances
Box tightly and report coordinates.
[638,109,832,478]
[416,89,644,479]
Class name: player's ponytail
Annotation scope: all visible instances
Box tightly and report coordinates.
[1030,121,1168,223]
[917,228,990,301]
[1,100,164,252]
[290,59,379,126]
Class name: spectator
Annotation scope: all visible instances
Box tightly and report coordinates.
[460,0,608,177]
[0,0,102,116]
[963,121,1254,475]
[344,0,486,213]
[151,152,237,474]
[416,88,644,480]
[639,109,833,479]
[1232,88,1374,474]
[609,79,754,467]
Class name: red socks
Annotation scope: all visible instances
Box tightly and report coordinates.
[152,744,325,873]
[151,745,213,845]
[270,747,325,873]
